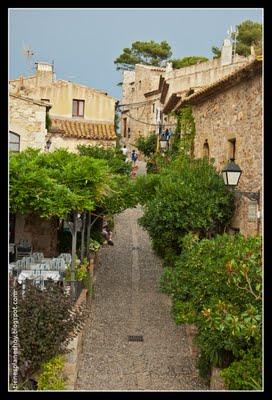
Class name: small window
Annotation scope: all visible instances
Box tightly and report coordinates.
[152,103,155,113]
[72,99,85,117]
[139,80,141,90]
[41,98,50,103]
[9,131,20,152]
[203,139,210,158]
[228,138,236,160]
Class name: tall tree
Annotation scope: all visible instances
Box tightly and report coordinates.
[212,20,262,58]
[114,40,172,70]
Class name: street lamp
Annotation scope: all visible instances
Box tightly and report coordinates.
[221,158,260,202]
[221,158,242,187]
[159,135,169,151]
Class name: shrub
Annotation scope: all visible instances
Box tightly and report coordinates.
[220,349,262,390]
[134,133,157,157]
[138,157,234,257]
[37,355,66,390]
[160,233,262,388]
[9,282,86,387]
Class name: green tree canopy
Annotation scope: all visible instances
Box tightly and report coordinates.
[9,148,109,218]
[114,40,172,70]
[212,20,262,58]
[171,56,208,69]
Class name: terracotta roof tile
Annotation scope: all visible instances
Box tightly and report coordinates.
[49,118,116,140]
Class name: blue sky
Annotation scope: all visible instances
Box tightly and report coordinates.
[9,8,262,100]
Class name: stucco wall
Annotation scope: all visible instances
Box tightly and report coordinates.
[48,135,116,152]
[9,72,116,124]
[192,73,262,236]
[9,96,47,151]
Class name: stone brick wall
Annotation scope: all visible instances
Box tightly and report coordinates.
[121,65,164,144]
[164,55,249,106]
[15,214,59,257]
[121,56,251,146]
[192,73,262,236]
[9,95,48,151]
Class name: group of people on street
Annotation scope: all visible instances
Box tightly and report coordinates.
[121,145,138,165]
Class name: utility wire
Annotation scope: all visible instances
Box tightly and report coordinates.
[126,111,177,127]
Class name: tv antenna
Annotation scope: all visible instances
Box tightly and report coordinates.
[22,43,35,74]
[227,26,239,56]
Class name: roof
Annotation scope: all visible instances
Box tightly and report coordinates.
[173,58,262,112]
[49,118,116,141]
[9,93,52,109]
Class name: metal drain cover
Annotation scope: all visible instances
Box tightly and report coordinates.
[128,335,143,342]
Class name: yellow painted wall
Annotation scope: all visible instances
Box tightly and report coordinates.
[32,82,115,122]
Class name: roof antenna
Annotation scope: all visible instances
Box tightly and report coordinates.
[22,42,35,74]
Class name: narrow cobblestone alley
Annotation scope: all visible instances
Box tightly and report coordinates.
[75,197,208,391]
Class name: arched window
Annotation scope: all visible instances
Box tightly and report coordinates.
[203,139,209,158]
[9,131,20,152]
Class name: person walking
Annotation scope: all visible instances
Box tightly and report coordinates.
[131,149,138,166]
[121,145,128,157]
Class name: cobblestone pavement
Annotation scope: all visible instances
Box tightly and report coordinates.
[75,165,208,391]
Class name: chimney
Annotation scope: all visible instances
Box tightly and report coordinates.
[35,62,53,87]
[221,38,233,66]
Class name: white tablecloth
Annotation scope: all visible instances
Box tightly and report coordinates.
[18,270,61,284]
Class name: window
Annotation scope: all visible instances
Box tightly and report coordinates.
[41,98,50,103]
[9,131,20,152]
[152,103,155,113]
[228,138,236,160]
[72,99,85,117]
[203,139,210,158]
[139,80,141,90]
[123,118,127,137]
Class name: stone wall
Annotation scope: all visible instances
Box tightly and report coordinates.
[121,65,164,144]
[192,73,262,236]
[9,95,48,151]
[15,214,59,257]
[164,55,249,105]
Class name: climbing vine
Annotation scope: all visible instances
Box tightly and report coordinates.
[172,106,196,158]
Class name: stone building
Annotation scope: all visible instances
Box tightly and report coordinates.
[9,62,117,257]
[9,61,117,151]
[120,64,165,145]
[120,39,253,146]
[9,94,50,152]
[169,57,262,237]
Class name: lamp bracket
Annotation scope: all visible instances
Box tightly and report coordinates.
[235,191,260,202]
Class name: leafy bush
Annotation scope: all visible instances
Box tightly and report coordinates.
[134,133,157,157]
[220,349,262,390]
[37,355,66,390]
[9,282,86,386]
[160,233,262,388]
[138,156,234,257]
[89,239,101,252]
[77,144,132,175]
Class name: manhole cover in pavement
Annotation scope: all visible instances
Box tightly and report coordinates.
[128,335,144,342]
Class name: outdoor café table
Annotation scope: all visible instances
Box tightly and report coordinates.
[18,270,61,284]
